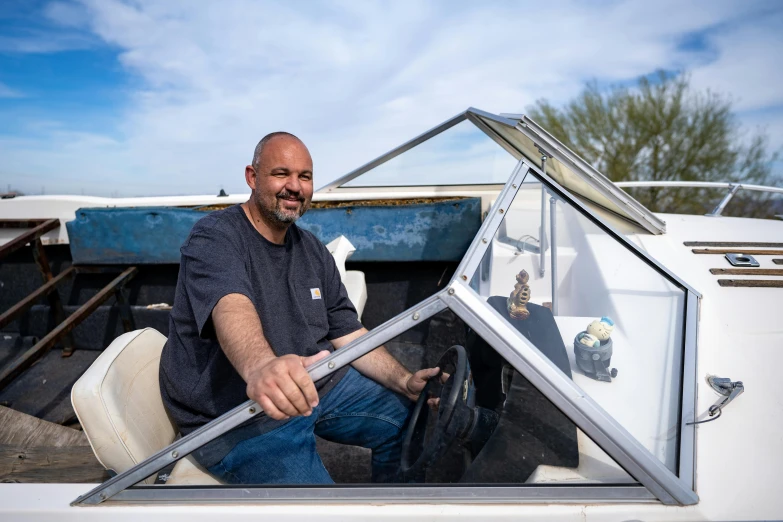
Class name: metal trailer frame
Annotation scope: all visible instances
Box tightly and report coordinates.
[0,218,139,390]
[73,154,700,507]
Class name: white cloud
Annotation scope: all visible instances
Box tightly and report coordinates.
[3,0,782,196]
[689,10,783,112]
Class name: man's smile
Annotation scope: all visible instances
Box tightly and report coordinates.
[278,196,302,209]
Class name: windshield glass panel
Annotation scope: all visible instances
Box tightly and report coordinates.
[469,171,686,473]
[342,120,518,187]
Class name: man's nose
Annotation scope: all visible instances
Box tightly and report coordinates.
[285,175,301,193]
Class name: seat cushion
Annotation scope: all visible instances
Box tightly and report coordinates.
[343,270,367,320]
[71,328,176,483]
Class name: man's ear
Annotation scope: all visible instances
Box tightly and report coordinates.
[244,165,257,190]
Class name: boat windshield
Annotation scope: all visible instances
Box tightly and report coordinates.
[468,172,687,473]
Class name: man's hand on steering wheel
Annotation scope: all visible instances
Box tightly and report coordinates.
[404,367,450,407]
[404,367,439,400]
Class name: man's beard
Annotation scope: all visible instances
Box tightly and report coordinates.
[258,189,310,226]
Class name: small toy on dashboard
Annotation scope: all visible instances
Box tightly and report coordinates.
[586,316,615,344]
[507,269,531,320]
[573,317,617,383]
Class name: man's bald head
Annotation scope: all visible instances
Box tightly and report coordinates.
[251,132,307,170]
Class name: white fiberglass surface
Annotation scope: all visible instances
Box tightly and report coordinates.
[470,173,686,473]
[342,120,518,187]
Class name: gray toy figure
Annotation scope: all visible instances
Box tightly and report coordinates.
[573,317,617,382]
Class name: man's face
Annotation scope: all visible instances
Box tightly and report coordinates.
[246,136,314,227]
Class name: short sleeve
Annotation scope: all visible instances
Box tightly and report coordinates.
[321,246,363,340]
[181,226,254,338]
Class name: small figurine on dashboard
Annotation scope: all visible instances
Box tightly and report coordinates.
[586,316,615,345]
[507,269,531,320]
[574,316,617,383]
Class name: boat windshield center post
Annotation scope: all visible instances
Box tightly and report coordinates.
[549,194,558,316]
[539,154,548,277]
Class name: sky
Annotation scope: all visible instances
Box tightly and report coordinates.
[1,0,782,197]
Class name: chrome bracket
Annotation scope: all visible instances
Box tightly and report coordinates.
[707,184,742,216]
[706,376,744,416]
[688,376,744,425]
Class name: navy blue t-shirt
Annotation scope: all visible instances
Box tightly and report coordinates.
[159,204,362,467]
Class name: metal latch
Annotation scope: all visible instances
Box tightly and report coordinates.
[689,376,744,424]
[707,376,744,415]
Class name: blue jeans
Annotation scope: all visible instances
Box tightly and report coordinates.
[207,367,413,484]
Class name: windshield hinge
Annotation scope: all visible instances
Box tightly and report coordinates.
[688,376,744,425]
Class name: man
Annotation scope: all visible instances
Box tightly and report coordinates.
[159,132,440,484]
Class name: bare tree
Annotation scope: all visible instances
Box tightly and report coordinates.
[528,71,781,218]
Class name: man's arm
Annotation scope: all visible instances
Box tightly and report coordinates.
[213,293,328,420]
[331,327,440,401]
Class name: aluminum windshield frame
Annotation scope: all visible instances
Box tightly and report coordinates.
[466,108,667,235]
[321,108,665,236]
[519,113,666,234]
[319,110,529,193]
[73,126,699,508]
[318,111,469,192]
[110,484,655,504]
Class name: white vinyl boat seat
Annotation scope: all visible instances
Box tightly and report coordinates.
[325,236,367,320]
[72,328,220,485]
[71,236,368,485]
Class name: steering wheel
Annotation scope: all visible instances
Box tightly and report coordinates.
[399,345,499,481]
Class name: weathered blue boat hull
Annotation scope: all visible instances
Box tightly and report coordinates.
[66,198,481,264]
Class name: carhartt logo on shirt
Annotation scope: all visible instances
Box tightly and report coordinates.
[310,288,322,300]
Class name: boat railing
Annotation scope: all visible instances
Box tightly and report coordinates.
[613,181,783,216]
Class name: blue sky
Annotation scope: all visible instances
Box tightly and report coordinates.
[1,0,782,197]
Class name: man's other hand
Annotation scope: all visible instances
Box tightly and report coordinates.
[404,367,450,401]
[245,350,330,420]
